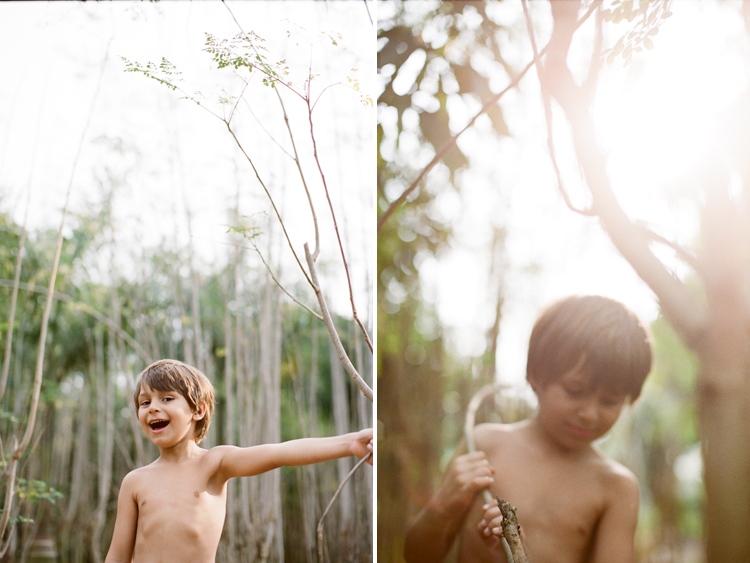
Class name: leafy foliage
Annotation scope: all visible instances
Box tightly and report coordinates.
[121,56,182,91]
[603,0,673,65]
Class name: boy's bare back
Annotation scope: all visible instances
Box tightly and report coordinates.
[109,447,229,563]
[459,421,638,563]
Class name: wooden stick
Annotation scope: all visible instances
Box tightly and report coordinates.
[497,497,529,563]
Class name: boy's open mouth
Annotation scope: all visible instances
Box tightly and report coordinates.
[149,419,170,431]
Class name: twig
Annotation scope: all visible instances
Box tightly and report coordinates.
[377,0,602,233]
[316,452,372,562]
[240,238,323,322]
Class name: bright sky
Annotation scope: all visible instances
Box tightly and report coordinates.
[380,0,750,385]
[0,1,375,320]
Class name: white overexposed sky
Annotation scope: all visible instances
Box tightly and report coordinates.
[379,0,750,386]
[0,1,375,321]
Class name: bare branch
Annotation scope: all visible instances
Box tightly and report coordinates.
[639,225,701,274]
[0,204,28,402]
[497,498,529,563]
[316,452,372,562]
[276,89,321,261]
[306,96,374,353]
[304,244,372,402]
[224,237,324,321]
[464,384,514,563]
[242,96,295,160]
[223,122,314,287]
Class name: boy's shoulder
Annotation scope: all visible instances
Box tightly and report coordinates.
[590,449,639,496]
[472,421,521,454]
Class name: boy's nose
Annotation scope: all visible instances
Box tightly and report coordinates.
[577,400,598,423]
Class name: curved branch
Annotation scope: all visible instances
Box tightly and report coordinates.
[316,452,372,562]
[464,384,515,563]
[304,244,372,402]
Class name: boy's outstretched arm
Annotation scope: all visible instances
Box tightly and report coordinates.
[104,472,138,563]
[215,428,373,481]
[589,470,639,563]
[404,446,495,563]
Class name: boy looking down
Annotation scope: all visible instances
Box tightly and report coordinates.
[404,295,652,563]
[105,359,373,563]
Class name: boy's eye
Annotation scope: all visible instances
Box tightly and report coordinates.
[564,386,584,397]
[140,401,150,407]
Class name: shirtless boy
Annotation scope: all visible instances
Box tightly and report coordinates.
[404,295,652,563]
[104,359,373,563]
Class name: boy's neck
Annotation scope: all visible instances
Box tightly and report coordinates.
[525,416,593,459]
[156,438,204,463]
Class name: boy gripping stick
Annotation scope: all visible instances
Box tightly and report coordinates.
[105,359,373,563]
[404,296,652,563]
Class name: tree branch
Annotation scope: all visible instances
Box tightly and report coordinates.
[497,498,529,563]
[544,0,707,344]
[464,384,516,563]
[304,244,372,402]
[306,94,373,354]
[276,89,321,261]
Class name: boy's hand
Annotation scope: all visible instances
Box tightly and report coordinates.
[350,428,374,465]
[477,501,527,551]
[478,501,505,541]
[435,451,495,511]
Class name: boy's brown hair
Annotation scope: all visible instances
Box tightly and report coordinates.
[526,295,652,401]
[133,359,215,443]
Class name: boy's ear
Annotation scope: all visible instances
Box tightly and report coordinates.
[526,370,539,393]
[193,402,207,421]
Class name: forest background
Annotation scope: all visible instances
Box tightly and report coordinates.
[0,2,374,562]
[377,1,750,563]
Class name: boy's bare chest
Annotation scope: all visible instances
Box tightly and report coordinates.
[132,464,228,559]
[460,448,607,563]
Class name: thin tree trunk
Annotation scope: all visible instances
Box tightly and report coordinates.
[330,339,353,557]
[223,275,237,559]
